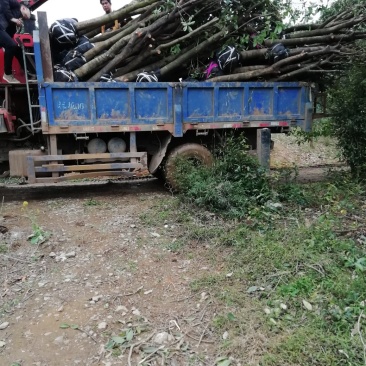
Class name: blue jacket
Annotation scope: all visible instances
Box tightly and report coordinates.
[0,0,21,31]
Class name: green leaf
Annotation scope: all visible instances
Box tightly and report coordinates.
[227,312,236,321]
[216,357,231,366]
[247,285,258,293]
[105,339,116,349]
[126,328,134,341]
[275,24,283,34]
[355,257,366,271]
[111,336,126,344]
[70,324,79,330]
[170,44,181,55]
[59,323,70,329]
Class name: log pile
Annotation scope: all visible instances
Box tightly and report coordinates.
[48,0,366,84]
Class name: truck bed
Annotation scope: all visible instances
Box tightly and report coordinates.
[40,81,312,136]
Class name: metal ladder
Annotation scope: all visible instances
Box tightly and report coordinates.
[19,40,41,135]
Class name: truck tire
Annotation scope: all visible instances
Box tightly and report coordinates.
[165,143,213,190]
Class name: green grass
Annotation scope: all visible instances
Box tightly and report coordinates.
[137,135,366,364]
[169,147,366,365]
[83,198,102,206]
[138,197,191,226]
[0,242,8,253]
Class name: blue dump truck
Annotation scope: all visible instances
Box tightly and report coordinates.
[5,12,316,185]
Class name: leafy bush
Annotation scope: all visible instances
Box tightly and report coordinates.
[329,64,366,178]
[173,135,275,219]
[289,119,333,145]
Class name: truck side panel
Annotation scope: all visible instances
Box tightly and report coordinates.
[183,83,304,122]
[41,82,311,135]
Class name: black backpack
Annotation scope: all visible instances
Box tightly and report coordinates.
[267,43,289,64]
[50,18,79,46]
[136,71,159,82]
[100,72,116,82]
[53,65,78,82]
[62,50,86,71]
[74,36,94,54]
[216,46,241,73]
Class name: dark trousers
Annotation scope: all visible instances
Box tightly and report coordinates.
[0,28,24,75]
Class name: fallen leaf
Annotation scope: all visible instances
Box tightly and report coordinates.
[111,336,126,344]
[247,286,258,293]
[126,328,134,341]
[216,356,231,366]
[227,312,236,321]
[302,299,313,311]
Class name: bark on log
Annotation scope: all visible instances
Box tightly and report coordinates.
[76,0,159,33]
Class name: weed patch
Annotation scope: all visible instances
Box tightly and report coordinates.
[174,162,366,365]
[21,201,51,245]
[173,135,275,220]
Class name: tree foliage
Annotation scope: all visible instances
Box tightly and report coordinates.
[57,0,366,83]
[320,0,366,20]
[328,62,366,178]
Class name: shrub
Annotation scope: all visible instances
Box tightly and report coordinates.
[173,135,274,219]
[329,64,366,178]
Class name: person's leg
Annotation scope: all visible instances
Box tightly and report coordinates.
[0,29,35,82]
[12,43,26,70]
[0,29,18,75]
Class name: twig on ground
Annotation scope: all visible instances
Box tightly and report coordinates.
[76,327,98,343]
[114,285,144,301]
[303,263,326,276]
[0,254,33,263]
[21,288,34,304]
[197,322,210,347]
[128,333,155,366]
[170,294,195,302]
[199,300,212,321]
[170,318,181,331]
[184,331,214,343]
[138,345,164,364]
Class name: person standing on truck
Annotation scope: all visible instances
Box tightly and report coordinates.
[100,0,120,33]
[0,0,34,83]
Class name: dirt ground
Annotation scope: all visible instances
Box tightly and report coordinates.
[0,192,226,366]
[0,136,342,366]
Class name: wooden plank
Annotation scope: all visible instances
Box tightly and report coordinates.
[37,12,53,82]
[31,152,147,161]
[33,170,137,183]
[35,162,143,173]
[27,156,36,184]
